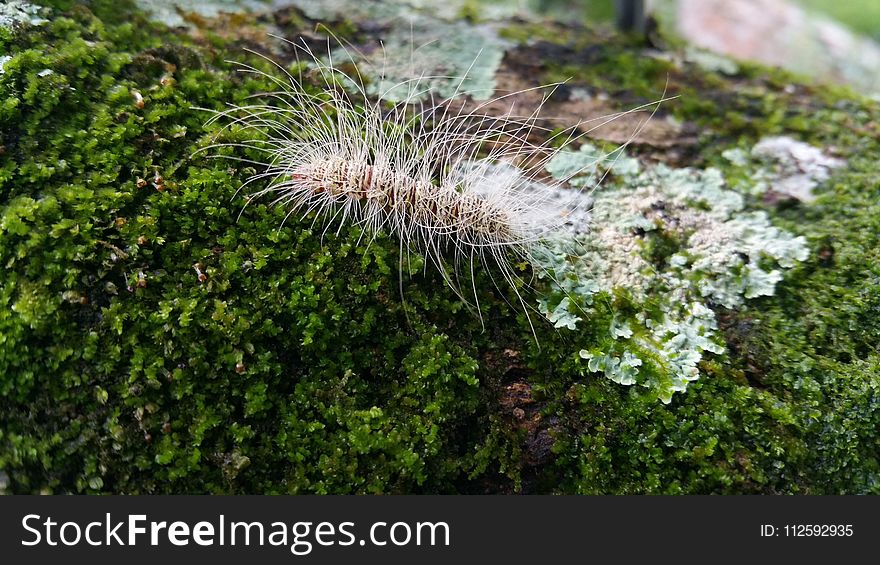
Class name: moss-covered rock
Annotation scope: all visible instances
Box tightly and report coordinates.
[0,0,877,494]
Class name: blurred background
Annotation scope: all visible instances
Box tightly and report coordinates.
[137,0,880,96]
[531,0,880,96]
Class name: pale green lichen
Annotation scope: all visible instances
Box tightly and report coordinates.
[288,1,511,102]
[545,143,641,188]
[537,234,725,402]
[578,301,723,396]
[0,1,46,29]
[369,21,506,101]
[724,136,845,202]
[684,46,740,75]
[139,0,278,28]
[569,160,808,306]
[534,144,808,402]
[330,17,509,102]
[140,1,509,102]
[291,0,529,22]
[290,0,413,22]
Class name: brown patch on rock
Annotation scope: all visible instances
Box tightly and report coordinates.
[716,310,768,388]
[444,49,698,153]
[182,11,278,49]
[481,346,558,478]
[498,379,556,467]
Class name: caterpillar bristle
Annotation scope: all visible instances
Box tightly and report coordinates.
[198,34,664,337]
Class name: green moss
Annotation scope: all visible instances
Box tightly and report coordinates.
[498,21,578,44]
[0,3,504,494]
[546,50,672,100]
[0,2,877,494]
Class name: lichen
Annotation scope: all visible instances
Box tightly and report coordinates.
[535,145,808,401]
[544,143,641,189]
[138,0,277,28]
[722,136,845,202]
[289,0,414,22]
[684,46,740,75]
[0,1,47,29]
[329,16,509,102]
[290,0,526,23]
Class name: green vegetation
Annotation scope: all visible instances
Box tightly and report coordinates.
[0,1,877,494]
[796,0,880,39]
[533,0,617,24]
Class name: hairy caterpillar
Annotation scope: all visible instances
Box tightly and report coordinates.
[202,35,660,333]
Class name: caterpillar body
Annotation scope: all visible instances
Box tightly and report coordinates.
[204,36,654,331]
[291,157,521,249]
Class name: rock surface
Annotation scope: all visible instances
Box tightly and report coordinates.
[0,0,877,495]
